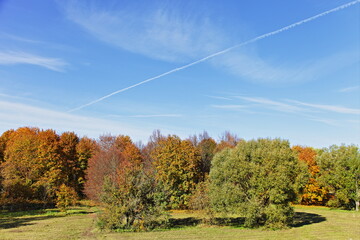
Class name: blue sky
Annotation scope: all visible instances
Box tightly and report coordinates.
[0,0,359,147]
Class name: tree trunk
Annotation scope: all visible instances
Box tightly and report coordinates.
[356,179,359,211]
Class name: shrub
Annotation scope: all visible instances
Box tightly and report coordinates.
[209,139,307,229]
[56,184,78,212]
[98,170,169,231]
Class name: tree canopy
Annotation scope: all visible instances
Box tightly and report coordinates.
[209,138,308,228]
[317,145,360,211]
[151,135,201,209]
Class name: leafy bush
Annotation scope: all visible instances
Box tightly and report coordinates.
[189,180,210,211]
[98,170,169,231]
[209,139,308,229]
[55,184,78,212]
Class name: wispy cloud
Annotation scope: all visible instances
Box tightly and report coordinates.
[130,114,182,118]
[214,49,359,84]
[211,105,247,109]
[237,96,307,113]
[62,1,225,62]
[307,117,339,126]
[0,100,151,139]
[339,85,359,92]
[235,96,360,115]
[0,32,43,44]
[0,32,76,52]
[109,114,182,118]
[289,100,360,115]
[205,95,233,101]
[0,92,41,104]
[0,51,68,72]
[65,0,360,112]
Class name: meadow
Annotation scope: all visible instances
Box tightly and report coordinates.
[0,205,359,240]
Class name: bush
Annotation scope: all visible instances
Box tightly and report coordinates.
[209,139,306,229]
[189,181,210,211]
[98,170,169,231]
[55,184,78,212]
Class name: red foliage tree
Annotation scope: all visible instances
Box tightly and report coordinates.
[214,131,240,153]
[84,135,143,201]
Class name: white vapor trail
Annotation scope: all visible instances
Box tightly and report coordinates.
[68,0,360,112]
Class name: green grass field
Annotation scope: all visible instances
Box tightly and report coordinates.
[0,205,359,240]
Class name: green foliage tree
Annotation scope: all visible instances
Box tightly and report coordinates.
[317,145,360,211]
[151,135,201,209]
[209,138,308,228]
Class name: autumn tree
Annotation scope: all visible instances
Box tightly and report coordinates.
[0,127,95,209]
[151,135,201,209]
[85,134,167,231]
[76,136,96,196]
[59,132,80,192]
[141,130,165,170]
[209,139,308,228]
[317,145,360,211]
[84,135,119,201]
[58,132,96,196]
[0,129,14,163]
[214,131,240,153]
[36,129,64,201]
[293,146,329,205]
[115,135,143,166]
[187,131,216,180]
[198,138,216,176]
[84,134,143,201]
[0,129,14,197]
[1,127,63,205]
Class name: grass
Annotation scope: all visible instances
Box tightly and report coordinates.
[0,205,359,240]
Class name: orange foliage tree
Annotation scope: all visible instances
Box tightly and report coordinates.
[293,146,329,205]
[0,127,95,209]
[1,127,62,205]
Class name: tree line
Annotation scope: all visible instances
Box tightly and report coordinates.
[0,127,359,230]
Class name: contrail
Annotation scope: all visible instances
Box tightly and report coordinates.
[68,0,360,112]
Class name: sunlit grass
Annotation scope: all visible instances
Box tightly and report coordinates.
[0,205,359,240]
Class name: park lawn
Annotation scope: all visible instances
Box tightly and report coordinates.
[0,205,359,240]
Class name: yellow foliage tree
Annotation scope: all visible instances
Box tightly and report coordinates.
[151,135,201,209]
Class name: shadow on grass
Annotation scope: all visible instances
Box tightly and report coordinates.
[169,217,245,228]
[168,212,326,229]
[0,215,64,229]
[0,209,62,218]
[292,212,326,228]
[0,207,94,229]
[169,217,201,228]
